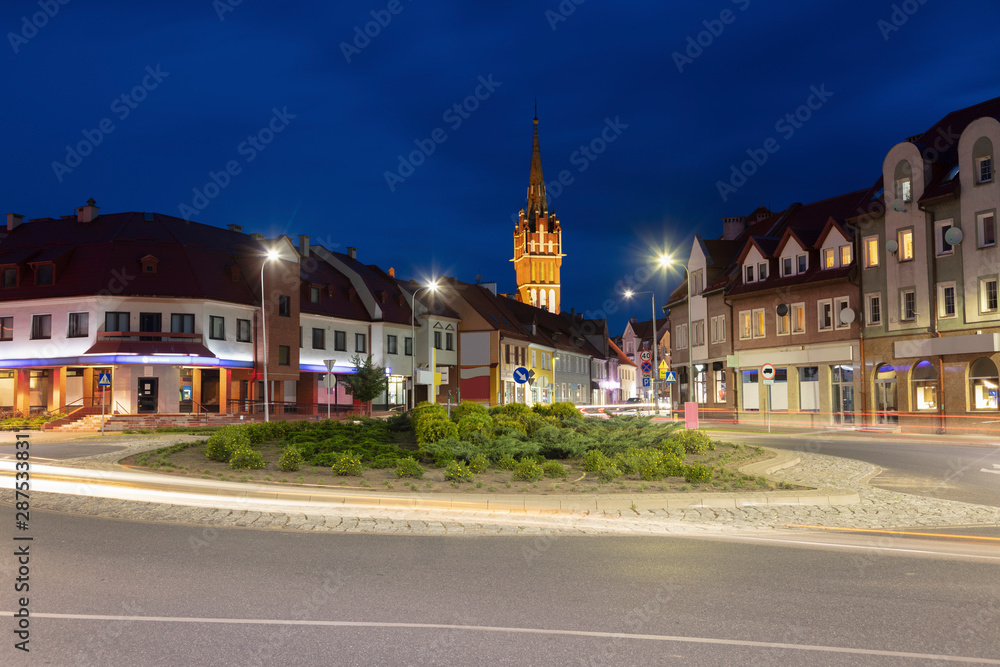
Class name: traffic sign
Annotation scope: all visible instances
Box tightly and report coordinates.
[760,364,776,381]
[639,350,652,363]
[642,377,651,387]
[664,371,678,383]
[513,367,530,384]
[97,372,112,387]
[640,360,653,375]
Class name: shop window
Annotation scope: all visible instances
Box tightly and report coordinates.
[912,360,938,410]
[799,366,819,411]
[970,357,999,410]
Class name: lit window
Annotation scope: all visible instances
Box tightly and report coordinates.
[970,357,999,410]
[739,312,751,340]
[824,248,835,269]
[897,177,912,203]
[776,309,789,335]
[898,229,914,261]
[840,245,851,266]
[792,303,805,334]
[752,309,765,338]
[912,360,937,410]
[863,236,879,268]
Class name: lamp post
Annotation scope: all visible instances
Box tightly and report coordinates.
[624,289,661,415]
[662,256,693,417]
[404,280,439,411]
[260,249,279,422]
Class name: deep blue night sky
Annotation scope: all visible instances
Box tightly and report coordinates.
[4,0,1000,335]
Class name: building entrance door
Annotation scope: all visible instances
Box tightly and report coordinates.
[138,377,158,413]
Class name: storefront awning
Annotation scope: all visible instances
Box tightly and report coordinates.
[83,340,217,358]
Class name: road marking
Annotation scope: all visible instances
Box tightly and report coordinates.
[6,612,999,663]
[780,524,1000,542]
[982,464,1000,475]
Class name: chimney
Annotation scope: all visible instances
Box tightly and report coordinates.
[6,213,23,232]
[347,247,357,260]
[228,224,244,233]
[250,233,265,240]
[298,234,310,258]
[722,215,746,240]
[77,198,99,223]
[481,281,497,296]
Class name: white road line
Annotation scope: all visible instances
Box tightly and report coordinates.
[7,612,998,663]
[715,535,1000,561]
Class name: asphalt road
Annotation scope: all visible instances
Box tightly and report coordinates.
[716,432,1000,508]
[4,509,998,666]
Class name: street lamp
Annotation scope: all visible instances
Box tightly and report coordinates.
[404,279,439,411]
[260,249,279,422]
[624,289,661,415]
[661,255,693,416]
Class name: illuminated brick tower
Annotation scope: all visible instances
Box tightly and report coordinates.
[513,111,563,313]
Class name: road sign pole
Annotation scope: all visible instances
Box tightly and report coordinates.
[101,385,106,436]
[767,382,771,434]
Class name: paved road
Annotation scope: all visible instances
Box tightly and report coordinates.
[727,432,1000,508]
[4,508,998,666]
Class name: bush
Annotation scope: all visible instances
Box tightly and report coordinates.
[385,412,412,433]
[331,453,364,476]
[597,464,623,482]
[278,446,304,472]
[542,460,567,478]
[534,426,588,459]
[394,457,425,479]
[451,401,489,423]
[482,435,539,462]
[229,446,265,470]
[412,402,448,438]
[496,453,518,470]
[512,458,544,482]
[538,402,583,420]
[416,415,459,445]
[444,460,474,482]
[684,463,713,484]
[370,453,401,468]
[669,428,713,455]
[582,449,612,472]
[205,425,250,462]
[457,413,494,441]
[468,453,490,474]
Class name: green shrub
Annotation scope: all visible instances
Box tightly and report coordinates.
[512,458,543,482]
[385,412,412,432]
[331,453,364,476]
[370,453,401,468]
[582,449,612,472]
[669,428,712,455]
[205,425,250,462]
[468,453,490,474]
[229,446,265,470]
[482,434,539,462]
[394,457,425,479]
[496,453,518,470]
[444,460,474,482]
[534,426,588,459]
[597,464,623,482]
[412,401,448,432]
[548,402,583,419]
[542,460,568,478]
[416,415,459,445]
[457,413,494,441]
[684,463,713,484]
[278,446,304,471]
[451,401,489,423]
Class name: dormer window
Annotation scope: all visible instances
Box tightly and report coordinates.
[757,262,767,280]
[745,265,754,283]
[140,254,160,275]
[797,254,808,274]
[2,267,17,288]
[35,263,53,286]
[824,248,835,269]
[310,286,320,303]
[781,257,792,277]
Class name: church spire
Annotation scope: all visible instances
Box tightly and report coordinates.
[525,110,547,230]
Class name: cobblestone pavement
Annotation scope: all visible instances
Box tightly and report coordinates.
[7,444,1000,536]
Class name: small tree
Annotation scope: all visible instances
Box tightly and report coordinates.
[340,354,389,414]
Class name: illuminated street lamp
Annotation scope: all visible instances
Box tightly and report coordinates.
[260,249,279,422]
[404,279,440,410]
[660,255,692,415]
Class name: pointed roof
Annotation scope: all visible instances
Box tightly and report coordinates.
[525,113,548,231]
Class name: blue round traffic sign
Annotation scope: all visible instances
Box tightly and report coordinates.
[640,361,653,374]
[513,367,530,384]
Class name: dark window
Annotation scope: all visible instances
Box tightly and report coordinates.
[2,268,16,287]
[355,333,366,353]
[68,312,89,338]
[334,330,346,351]
[171,313,194,333]
[310,286,320,303]
[434,331,442,349]
[31,314,51,339]
[446,332,454,351]
[278,345,290,365]
[312,328,325,349]
[278,295,291,317]
[35,264,53,285]
[0,317,12,341]
[105,312,129,332]
[387,335,397,355]
[404,337,412,356]
[139,312,161,341]
[209,316,225,340]
[237,319,251,342]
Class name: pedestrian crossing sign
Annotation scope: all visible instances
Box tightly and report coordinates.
[664,371,678,383]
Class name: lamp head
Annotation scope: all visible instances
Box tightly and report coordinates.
[658,255,673,268]
[623,289,635,299]
[266,250,280,262]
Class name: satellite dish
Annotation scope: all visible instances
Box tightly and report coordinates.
[776,303,788,316]
[840,308,856,324]
[886,239,899,254]
[944,227,964,246]
[891,199,907,212]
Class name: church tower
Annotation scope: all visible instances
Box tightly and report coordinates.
[513,111,563,313]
